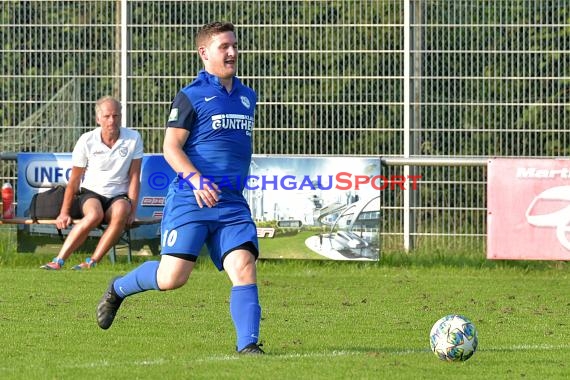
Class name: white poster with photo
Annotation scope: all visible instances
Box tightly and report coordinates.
[247,156,383,261]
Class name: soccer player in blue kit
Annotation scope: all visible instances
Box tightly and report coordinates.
[96,21,264,355]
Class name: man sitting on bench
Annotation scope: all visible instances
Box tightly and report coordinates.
[41,96,143,270]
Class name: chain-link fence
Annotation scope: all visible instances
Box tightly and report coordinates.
[1,0,568,252]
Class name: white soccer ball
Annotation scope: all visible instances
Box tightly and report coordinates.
[429,314,478,362]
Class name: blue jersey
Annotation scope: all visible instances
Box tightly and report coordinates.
[161,70,259,265]
[166,70,256,203]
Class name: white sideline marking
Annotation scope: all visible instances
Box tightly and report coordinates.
[195,350,358,363]
[61,344,570,369]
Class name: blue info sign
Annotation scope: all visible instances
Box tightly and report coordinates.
[16,153,174,253]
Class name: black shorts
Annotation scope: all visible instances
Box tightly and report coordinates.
[77,188,130,213]
[166,241,259,263]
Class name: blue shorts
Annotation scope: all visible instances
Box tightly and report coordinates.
[160,190,259,271]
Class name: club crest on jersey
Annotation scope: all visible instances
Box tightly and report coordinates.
[168,108,179,122]
[240,96,251,109]
[119,147,128,157]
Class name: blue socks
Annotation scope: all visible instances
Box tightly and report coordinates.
[230,284,261,351]
[110,262,261,350]
[113,260,160,298]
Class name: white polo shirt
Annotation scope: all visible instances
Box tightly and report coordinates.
[72,127,144,197]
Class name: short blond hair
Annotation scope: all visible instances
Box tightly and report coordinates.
[95,96,121,116]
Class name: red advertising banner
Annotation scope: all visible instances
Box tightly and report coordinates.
[487,158,570,260]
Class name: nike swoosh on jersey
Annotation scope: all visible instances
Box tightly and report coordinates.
[204,96,217,102]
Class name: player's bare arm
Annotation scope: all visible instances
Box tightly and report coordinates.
[163,127,220,208]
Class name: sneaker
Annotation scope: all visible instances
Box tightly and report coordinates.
[237,343,265,355]
[96,276,124,330]
[72,257,97,270]
[40,258,64,270]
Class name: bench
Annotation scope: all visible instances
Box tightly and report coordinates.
[0,217,161,264]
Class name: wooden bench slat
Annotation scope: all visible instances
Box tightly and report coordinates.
[0,217,161,226]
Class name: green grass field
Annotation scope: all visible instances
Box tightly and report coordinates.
[1,234,569,379]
